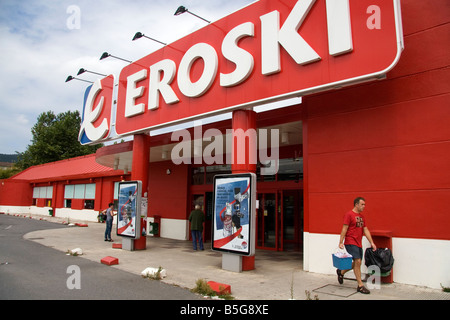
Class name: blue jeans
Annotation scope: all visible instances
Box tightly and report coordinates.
[105,219,113,240]
[191,230,204,250]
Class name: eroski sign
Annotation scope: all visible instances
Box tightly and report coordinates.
[79,0,403,145]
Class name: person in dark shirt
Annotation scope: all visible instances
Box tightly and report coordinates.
[189,205,205,251]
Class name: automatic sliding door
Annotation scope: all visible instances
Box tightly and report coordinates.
[257,193,276,249]
[282,190,303,251]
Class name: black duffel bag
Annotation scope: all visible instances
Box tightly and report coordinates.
[364,248,394,273]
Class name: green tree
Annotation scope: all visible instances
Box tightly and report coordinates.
[16,110,102,169]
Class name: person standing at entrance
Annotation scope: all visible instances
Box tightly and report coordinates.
[337,197,376,294]
[103,202,116,242]
[189,204,205,251]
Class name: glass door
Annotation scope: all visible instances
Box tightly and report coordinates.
[257,193,277,249]
[191,193,213,242]
[257,190,303,251]
[282,190,303,251]
[205,192,213,242]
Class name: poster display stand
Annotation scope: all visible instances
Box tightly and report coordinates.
[117,181,142,251]
[212,173,256,271]
[222,253,242,273]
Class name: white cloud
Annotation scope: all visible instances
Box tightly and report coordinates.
[0,0,254,154]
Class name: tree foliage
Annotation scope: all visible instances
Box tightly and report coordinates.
[16,110,102,169]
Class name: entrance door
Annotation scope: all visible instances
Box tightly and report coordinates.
[282,190,303,251]
[191,193,213,241]
[257,193,277,249]
[257,190,303,251]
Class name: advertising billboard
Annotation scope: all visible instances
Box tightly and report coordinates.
[117,181,141,239]
[212,173,256,256]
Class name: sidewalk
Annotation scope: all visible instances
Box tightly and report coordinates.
[22,214,449,300]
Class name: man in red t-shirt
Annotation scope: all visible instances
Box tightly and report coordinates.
[337,197,376,294]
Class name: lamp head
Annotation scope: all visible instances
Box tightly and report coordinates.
[77,68,86,76]
[132,32,143,41]
[174,6,188,16]
[99,52,110,60]
[65,75,93,84]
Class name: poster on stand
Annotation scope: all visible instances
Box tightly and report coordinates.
[117,181,141,239]
[212,173,256,256]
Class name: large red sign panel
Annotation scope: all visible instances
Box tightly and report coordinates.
[80,0,403,143]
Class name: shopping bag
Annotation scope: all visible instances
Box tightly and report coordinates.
[332,248,353,270]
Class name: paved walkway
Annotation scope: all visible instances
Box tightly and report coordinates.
[18,214,450,300]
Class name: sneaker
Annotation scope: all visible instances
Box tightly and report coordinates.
[336,269,344,284]
[357,285,370,294]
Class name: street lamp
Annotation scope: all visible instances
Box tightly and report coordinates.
[77,68,107,77]
[99,52,132,63]
[174,6,211,24]
[132,32,167,46]
[65,75,93,84]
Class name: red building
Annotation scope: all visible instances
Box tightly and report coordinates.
[1,0,449,289]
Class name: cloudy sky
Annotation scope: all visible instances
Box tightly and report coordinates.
[0,0,255,154]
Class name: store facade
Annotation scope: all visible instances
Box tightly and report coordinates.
[1,0,449,289]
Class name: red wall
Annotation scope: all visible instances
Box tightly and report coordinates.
[0,179,32,207]
[148,160,189,220]
[304,0,450,240]
[96,176,123,211]
[0,175,126,213]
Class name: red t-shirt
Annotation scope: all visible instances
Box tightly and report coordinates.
[343,210,366,248]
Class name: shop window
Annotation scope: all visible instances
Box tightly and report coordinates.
[190,158,303,185]
[191,165,232,185]
[191,166,205,185]
[257,158,303,182]
[32,186,53,206]
[258,162,276,182]
[84,200,95,209]
[74,184,85,199]
[206,164,231,184]
[277,158,303,181]
[84,183,96,199]
[64,183,96,209]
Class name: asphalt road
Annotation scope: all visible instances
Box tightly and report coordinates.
[0,214,200,300]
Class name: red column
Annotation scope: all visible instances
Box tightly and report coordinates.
[131,134,150,192]
[131,133,150,250]
[231,109,257,173]
[232,109,256,270]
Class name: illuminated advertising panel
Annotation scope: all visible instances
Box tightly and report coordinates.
[212,173,256,256]
[117,181,141,239]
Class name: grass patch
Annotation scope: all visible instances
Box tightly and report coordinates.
[191,279,234,300]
